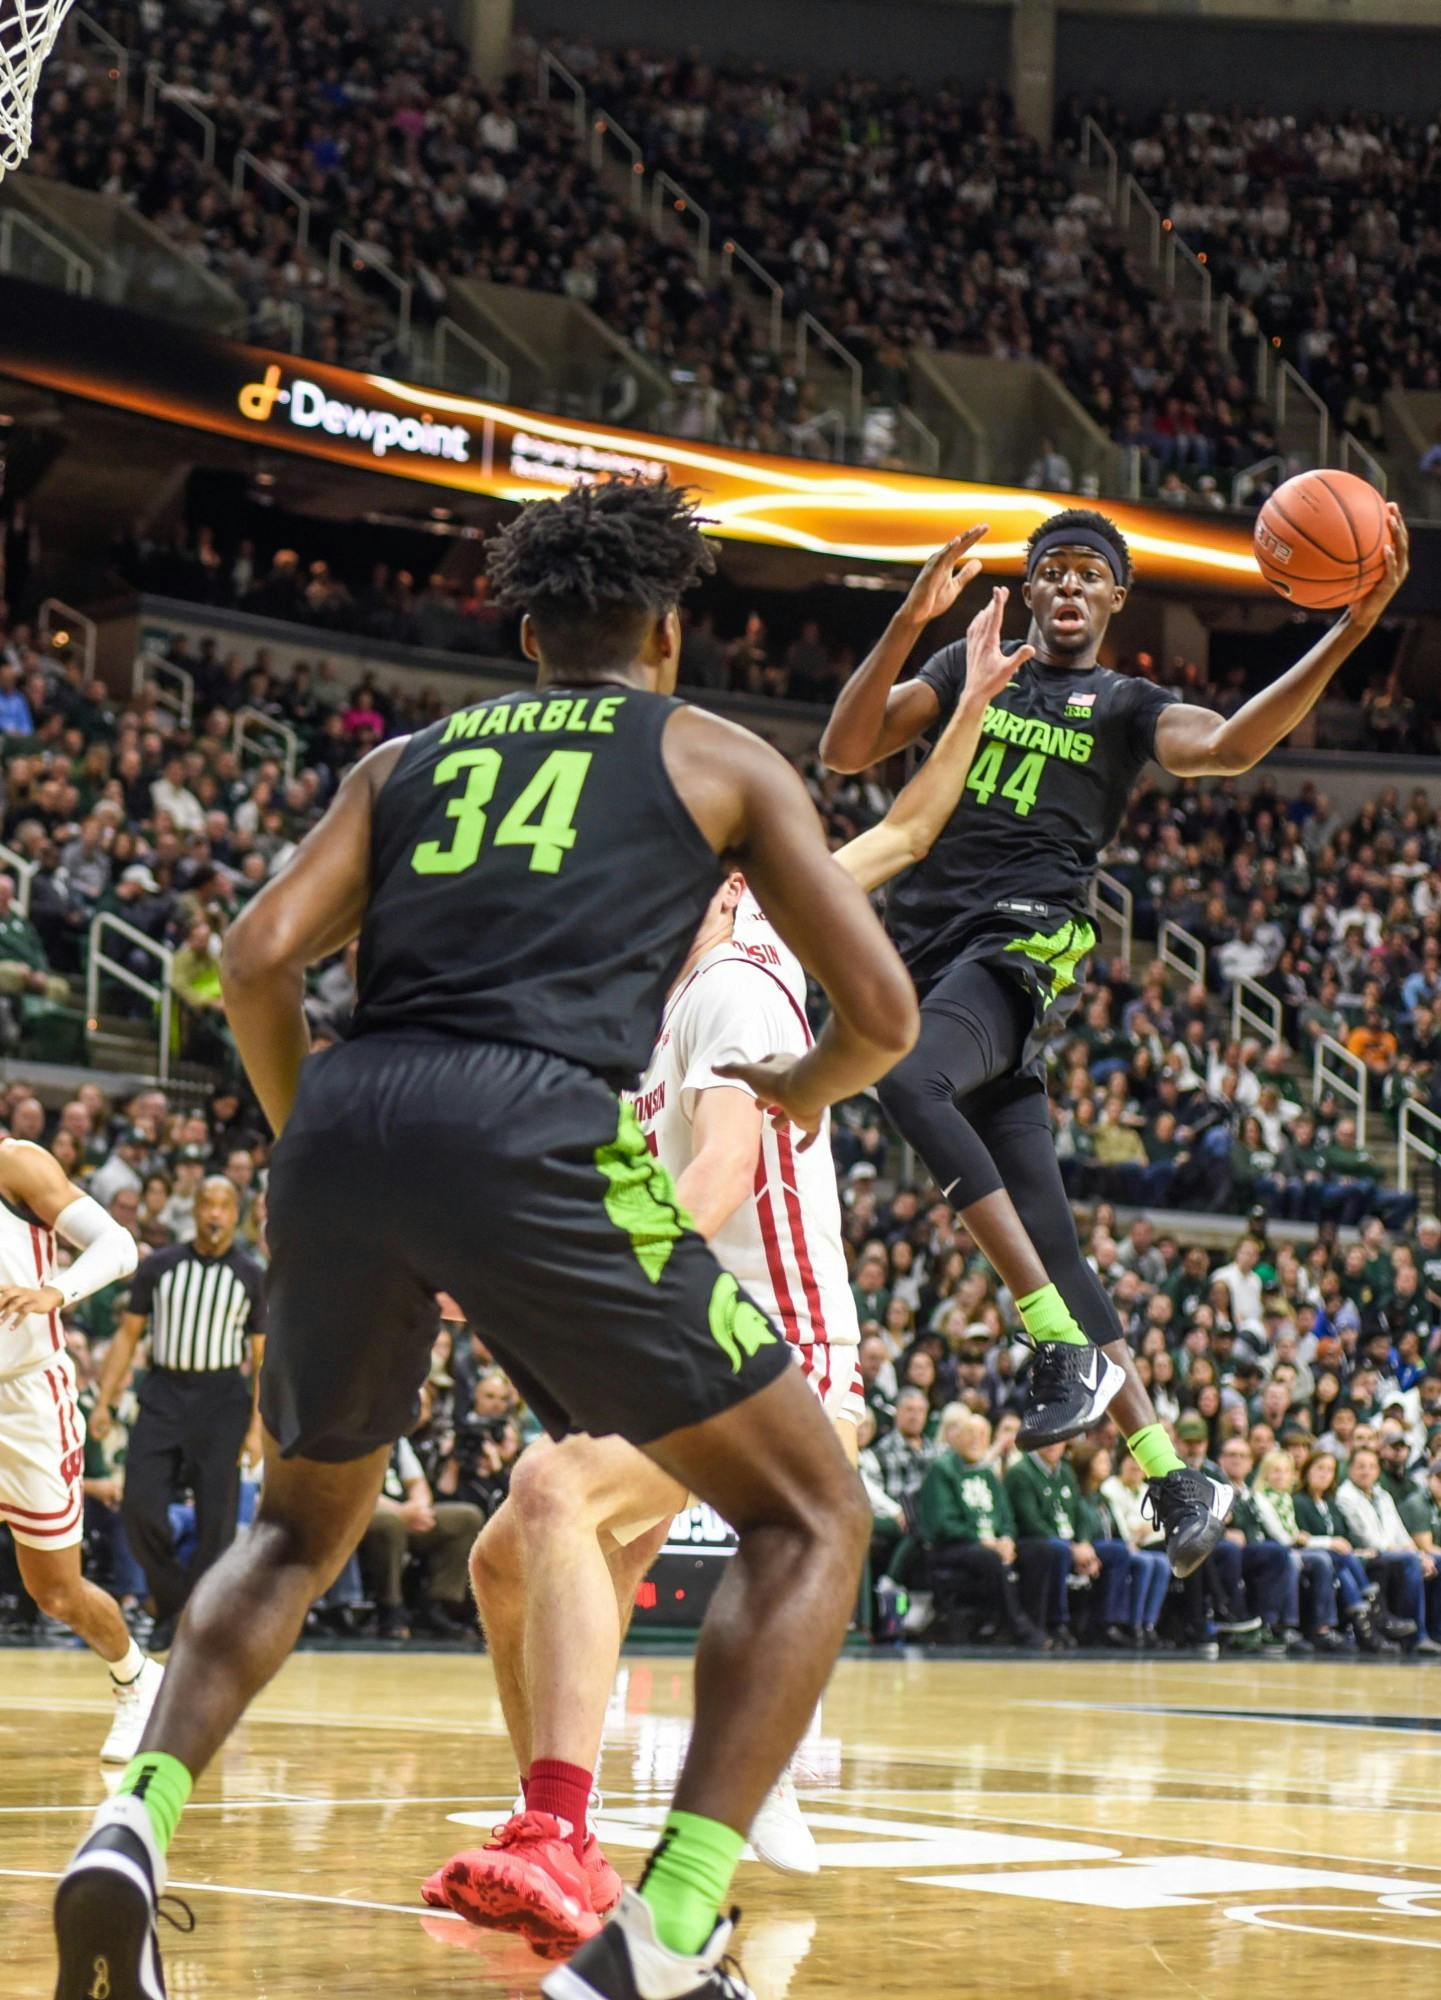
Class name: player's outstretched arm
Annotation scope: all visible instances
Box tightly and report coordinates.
[819,528,988,773]
[1155,505,1409,778]
[222,742,404,1135]
[664,710,919,1142]
[0,1141,138,1329]
[834,586,1032,894]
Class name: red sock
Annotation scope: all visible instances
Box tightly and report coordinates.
[526,1759,592,1858]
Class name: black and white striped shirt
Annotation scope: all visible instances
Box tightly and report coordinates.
[128,1242,265,1373]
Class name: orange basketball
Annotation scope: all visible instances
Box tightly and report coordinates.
[1253,468,1390,610]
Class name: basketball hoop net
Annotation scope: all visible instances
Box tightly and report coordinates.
[0,0,76,182]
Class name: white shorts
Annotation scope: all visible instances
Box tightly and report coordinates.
[792,1342,864,1429]
[607,1342,865,1547]
[0,1357,86,1551]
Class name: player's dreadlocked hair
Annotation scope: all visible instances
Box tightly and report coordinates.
[1025,508,1133,588]
[486,475,717,675]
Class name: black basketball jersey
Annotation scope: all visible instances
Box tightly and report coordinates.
[352,685,722,1086]
[884,640,1178,989]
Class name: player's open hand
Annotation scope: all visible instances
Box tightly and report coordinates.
[716,1055,827,1150]
[0,1282,64,1329]
[963,585,1033,700]
[1349,503,1409,632]
[899,527,989,630]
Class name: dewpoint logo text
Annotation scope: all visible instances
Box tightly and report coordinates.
[237,364,470,463]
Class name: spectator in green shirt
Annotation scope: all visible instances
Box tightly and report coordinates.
[1399,1458,1441,1553]
[0,872,70,1007]
[1005,1441,1101,1648]
[916,1407,1037,1647]
[1322,1117,1377,1227]
[850,1247,890,1329]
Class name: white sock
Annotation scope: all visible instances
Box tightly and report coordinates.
[107,1638,145,1686]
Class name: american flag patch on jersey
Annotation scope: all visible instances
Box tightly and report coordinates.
[1064,692,1096,719]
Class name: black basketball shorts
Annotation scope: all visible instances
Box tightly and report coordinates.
[260,1033,790,1462]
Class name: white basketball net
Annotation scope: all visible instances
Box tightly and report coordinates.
[0,0,76,181]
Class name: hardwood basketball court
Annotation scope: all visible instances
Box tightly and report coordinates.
[5,1648,1439,1995]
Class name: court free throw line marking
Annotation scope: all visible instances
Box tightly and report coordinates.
[0,1866,458,1921]
[0,1795,516,1816]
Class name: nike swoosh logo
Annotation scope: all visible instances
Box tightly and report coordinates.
[1079,1351,1100,1392]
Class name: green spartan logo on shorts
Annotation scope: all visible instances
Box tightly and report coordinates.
[707,1272,777,1374]
[595,1104,777,1371]
[596,1102,693,1282]
[1003,916,1097,997]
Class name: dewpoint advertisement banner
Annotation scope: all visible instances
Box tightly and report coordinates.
[0,278,1264,589]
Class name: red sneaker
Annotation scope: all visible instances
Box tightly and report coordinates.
[581,1834,623,1915]
[425,1811,601,1959]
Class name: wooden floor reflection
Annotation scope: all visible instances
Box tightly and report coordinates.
[5,1646,1441,1996]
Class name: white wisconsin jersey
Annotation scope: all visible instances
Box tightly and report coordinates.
[631,910,859,1359]
[0,1153,61,1380]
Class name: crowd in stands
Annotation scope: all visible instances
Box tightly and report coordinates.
[1098,98,1441,454]
[114,523,507,656]
[29,4,1308,490]
[3,589,1441,1654]
[854,1191,1441,1655]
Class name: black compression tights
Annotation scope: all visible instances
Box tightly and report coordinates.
[876,960,1122,1347]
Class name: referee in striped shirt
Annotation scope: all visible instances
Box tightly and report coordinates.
[92,1176,265,1650]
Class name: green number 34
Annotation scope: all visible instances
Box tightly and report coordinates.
[411,747,593,876]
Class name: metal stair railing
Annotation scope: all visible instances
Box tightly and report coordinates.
[0,842,36,914]
[1275,358,1331,472]
[652,171,710,280]
[69,9,129,109]
[721,237,784,356]
[537,48,587,137]
[1080,114,1385,495]
[37,597,96,677]
[1089,870,1133,967]
[233,149,311,258]
[1314,1033,1368,1150]
[329,230,412,353]
[433,317,510,400]
[1398,1100,1441,1198]
[0,208,93,296]
[1158,919,1206,991]
[86,914,175,1083]
[1231,974,1283,1050]
[234,707,299,785]
[133,650,194,732]
[797,312,863,430]
[141,63,217,172]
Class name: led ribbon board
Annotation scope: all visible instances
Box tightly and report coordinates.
[0,277,1264,589]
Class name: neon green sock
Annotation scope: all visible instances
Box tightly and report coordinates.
[1016,1283,1087,1347]
[118,1751,193,1854]
[639,1810,745,1957]
[1128,1423,1184,1480]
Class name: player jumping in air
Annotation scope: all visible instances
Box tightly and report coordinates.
[0,1136,153,1760]
[421,592,1028,1954]
[817,504,1409,1574]
[52,478,922,2000]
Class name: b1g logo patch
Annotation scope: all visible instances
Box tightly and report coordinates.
[1064,691,1096,720]
[1255,518,1293,565]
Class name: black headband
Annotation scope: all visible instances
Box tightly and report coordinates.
[1026,527,1125,584]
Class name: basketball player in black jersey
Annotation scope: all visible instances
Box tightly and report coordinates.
[815,503,1408,1575]
[53,480,918,2000]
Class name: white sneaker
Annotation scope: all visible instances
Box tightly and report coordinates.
[101,1658,164,1765]
[748,1766,818,1877]
[541,1888,754,2000]
[902,1590,936,1637]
